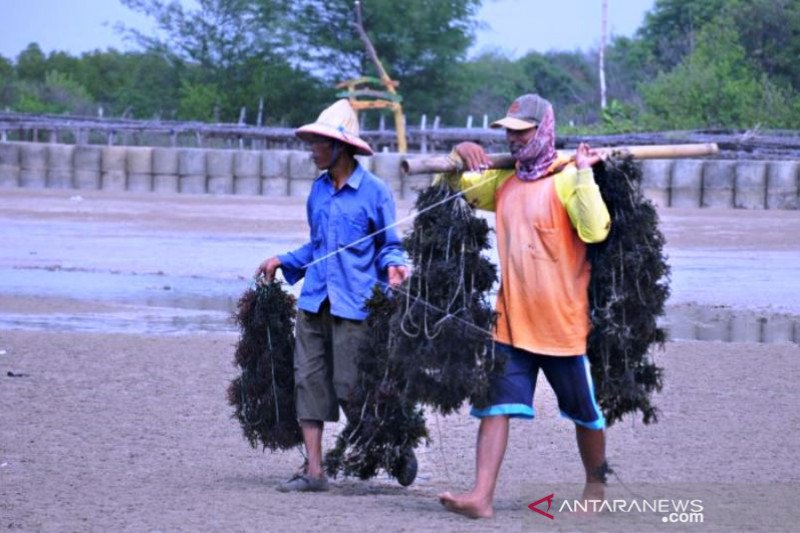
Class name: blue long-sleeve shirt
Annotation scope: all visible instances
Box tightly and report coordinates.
[278,162,405,320]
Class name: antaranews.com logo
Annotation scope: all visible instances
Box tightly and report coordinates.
[529,493,704,524]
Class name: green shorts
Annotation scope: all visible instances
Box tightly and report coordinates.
[293,300,368,422]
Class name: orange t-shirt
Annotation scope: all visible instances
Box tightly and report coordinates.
[436,155,611,356]
[494,171,600,355]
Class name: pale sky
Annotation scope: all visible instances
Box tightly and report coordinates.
[0,0,655,61]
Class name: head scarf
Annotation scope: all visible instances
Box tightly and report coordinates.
[512,104,558,181]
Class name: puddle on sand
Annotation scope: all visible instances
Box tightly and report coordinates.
[1,297,798,345]
[1,262,797,342]
[0,309,233,335]
[0,267,245,311]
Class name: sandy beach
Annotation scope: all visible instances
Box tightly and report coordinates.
[1,188,799,532]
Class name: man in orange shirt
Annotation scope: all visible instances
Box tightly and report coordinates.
[437,94,611,518]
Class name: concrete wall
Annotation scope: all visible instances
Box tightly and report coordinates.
[639,158,800,209]
[1,142,798,208]
[0,142,422,201]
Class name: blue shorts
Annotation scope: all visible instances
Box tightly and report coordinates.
[471,343,606,430]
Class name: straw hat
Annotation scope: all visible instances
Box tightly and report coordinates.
[295,99,374,156]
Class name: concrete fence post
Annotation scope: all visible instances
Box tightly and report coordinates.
[233,150,261,195]
[734,161,767,209]
[74,145,102,189]
[101,146,128,191]
[46,144,75,189]
[152,148,179,193]
[694,307,732,342]
[126,147,154,192]
[178,149,207,194]
[669,159,704,208]
[288,150,318,197]
[766,161,799,210]
[764,314,795,343]
[372,153,404,199]
[206,149,235,195]
[261,150,290,196]
[0,142,21,188]
[700,160,735,208]
[729,313,762,343]
[639,159,672,208]
[19,143,47,188]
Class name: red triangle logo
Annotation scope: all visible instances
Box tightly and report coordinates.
[528,493,555,520]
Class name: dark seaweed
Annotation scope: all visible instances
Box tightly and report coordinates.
[587,157,668,426]
[227,280,303,450]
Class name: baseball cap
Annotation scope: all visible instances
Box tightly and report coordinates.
[490,94,551,130]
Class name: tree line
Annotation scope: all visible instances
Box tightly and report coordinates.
[1,0,798,132]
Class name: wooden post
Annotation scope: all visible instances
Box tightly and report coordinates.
[599,0,608,110]
[420,114,428,154]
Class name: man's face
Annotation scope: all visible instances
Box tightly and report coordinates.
[506,126,537,158]
[306,135,337,170]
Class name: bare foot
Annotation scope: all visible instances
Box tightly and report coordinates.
[574,483,605,516]
[438,491,494,519]
[582,482,605,502]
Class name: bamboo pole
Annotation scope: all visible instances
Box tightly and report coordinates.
[401,143,720,175]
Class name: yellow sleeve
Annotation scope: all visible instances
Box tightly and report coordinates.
[432,150,514,212]
[554,166,611,243]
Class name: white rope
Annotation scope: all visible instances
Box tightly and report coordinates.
[274,172,501,337]
[373,278,494,338]
[298,173,495,270]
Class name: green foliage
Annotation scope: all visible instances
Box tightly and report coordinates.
[112,53,181,118]
[177,80,222,121]
[120,0,329,123]
[636,0,728,71]
[289,0,482,122]
[601,99,640,133]
[15,43,48,82]
[454,51,529,122]
[3,0,800,131]
[730,0,800,90]
[0,55,12,80]
[604,36,653,105]
[452,49,598,127]
[11,71,93,115]
[641,15,800,129]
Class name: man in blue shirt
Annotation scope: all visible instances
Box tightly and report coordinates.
[258,100,407,492]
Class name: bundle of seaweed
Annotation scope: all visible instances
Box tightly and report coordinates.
[587,156,669,426]
[324,184,499,481]
[227,280,302,450]
[393,183,499,414]
[324,287,428,482]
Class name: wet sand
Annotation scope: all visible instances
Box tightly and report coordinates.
[1,188,800,531]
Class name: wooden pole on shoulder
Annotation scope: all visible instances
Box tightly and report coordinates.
[401,143,720,175]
